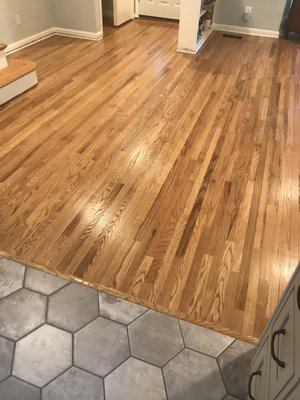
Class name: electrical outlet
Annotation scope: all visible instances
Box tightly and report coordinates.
[16,14,22,26]
[245,6,252,14]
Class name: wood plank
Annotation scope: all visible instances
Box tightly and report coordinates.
[0,22,299,344]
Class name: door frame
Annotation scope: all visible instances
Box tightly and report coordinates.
[134,0,139,17]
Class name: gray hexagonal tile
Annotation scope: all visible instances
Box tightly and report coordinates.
[0,288,46,340]
[218,340,256,400]
[128,310,184,367]
[43,367,104,400]
[0,258,25,299]
[25,267,69,295]
[13,324,72,387]
[74,317,129,377]
[179,320,234,357]
[99,292,147,325]
[163,348,226,400]
[105,357,166,400]
[0,336,14,382]
[0,377,40,400]
[48,283,99,332]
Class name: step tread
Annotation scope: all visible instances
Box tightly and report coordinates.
[0,43,7,51]
[0,59,37,89]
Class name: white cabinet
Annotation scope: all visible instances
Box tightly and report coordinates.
[277,385,299,400]
[177,0,212,54]
[249,337,270,400]
[249,264,300,400]
[269,290,295,399]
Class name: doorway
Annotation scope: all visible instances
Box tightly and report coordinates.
[102,0,134,26]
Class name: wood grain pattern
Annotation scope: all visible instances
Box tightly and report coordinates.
[0,21,299,344]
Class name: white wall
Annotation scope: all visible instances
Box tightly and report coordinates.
[0,0,53,44]
[214,0,287,32]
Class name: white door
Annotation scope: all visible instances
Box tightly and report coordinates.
[113,0,134,26]
[138,0,181,20]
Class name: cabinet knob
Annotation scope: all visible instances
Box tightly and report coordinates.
[271,329,286,368]
[248,370,262,400]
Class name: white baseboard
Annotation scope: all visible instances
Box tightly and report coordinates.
[6,27,103,55]
[213,23,279,38]
[6,28,56,54]
[53,27,103,41]
[0,70,38,106]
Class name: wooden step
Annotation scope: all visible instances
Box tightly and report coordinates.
[0,59,37,89]
[0,43,7,51]
[0,59,38,105]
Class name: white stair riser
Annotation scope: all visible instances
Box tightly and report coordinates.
[0,51,8,70]
[0,71,38,106]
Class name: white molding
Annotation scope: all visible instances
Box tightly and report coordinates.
[6,27,103,55]
[134,0,139,17]
[6,28,56,54]
[213,23,279,38]
[53,27,103,41]
[177,28,213,54]
[0,50,8,70]
[0,70,38,106]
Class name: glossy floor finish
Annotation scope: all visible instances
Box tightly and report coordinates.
[0,258,255,400]
[0,21,299,344]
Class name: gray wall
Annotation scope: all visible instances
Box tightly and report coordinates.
[0,0,53,44]
[52,0,101,32]
[0,0,102,45]
[214,0,287,32]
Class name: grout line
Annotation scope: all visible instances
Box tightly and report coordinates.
[23,266,27,287]
[40,365,73,391]
[9,340,16,378]
[161,365,169,400]
[126,325,132,356]
[102,355,131,379]
[161,346,185,369]
[217,338,237,359]
[0,286,25,302]
[216,356,230,396]
[10,375,42,390]
[72,333,75,365]
[177,318,187,347]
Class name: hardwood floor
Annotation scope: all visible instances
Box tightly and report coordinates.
[0,21,299,343]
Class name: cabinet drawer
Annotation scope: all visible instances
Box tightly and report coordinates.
[249,336,270,400]
[269,289,295,399]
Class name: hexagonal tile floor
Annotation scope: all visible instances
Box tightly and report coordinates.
[0,258,256,400]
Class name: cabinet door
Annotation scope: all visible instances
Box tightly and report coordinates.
[276,384,299,400]
[269,289,295,399]
[249,336,270,400]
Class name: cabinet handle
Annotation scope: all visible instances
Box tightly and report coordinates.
[271,329,286,368]
[297,286,300,311]
[248,370,262,400]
